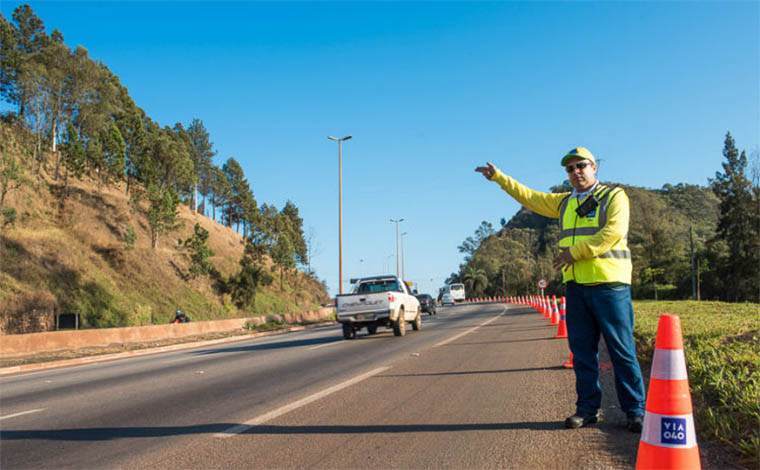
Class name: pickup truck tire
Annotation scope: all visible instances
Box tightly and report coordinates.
[342,324,356,340]
[393,309,406,336]
[367,325,377,335]
[412,313,422,331]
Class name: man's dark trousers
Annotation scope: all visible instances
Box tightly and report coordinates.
[565,282,646,418]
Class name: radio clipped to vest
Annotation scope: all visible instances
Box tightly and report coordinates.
[575,195,599,217]
[575,186,615,217]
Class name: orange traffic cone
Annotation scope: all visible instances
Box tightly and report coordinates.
[562,351,573,368]
[543,297,550,320]
[554,296,568,338]
[636,315,700,470]
[550,296,559,325]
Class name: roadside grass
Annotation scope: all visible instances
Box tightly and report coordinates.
[243,319,289,332]
[633,300,760,467]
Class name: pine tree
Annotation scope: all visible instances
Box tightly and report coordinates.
[709,132,760,302]
[187,118,215,213]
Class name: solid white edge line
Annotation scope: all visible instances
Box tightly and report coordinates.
[214,366,390,437]
[308,341,341,350]
[434,309,506,348]
[0,408,45,421]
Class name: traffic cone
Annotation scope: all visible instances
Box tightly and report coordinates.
[543,297,550,320]
[562,352,573,368]
[554,296,568,338]
[636,315,700,470]
[550,296,559,325]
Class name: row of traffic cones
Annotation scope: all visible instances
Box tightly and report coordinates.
[508,294,700,468]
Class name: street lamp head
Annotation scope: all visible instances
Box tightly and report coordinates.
[328,136,338,141]
[342,135,352,141]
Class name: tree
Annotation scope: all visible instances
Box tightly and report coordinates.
[280,200,307,265]
[1,5,47,120]
[641,267,665,300]
[183,223,215,279]
[186,118,215,213]
[458,221,495,262]
[144,182,181,250]
[271,233,295,291]
[208,164,228,222]
[0,140,29,241]
[709,132,760,302]
[221,157,249,230]
[114,88,146,195]
[132,125,192,249]
[463,265,488,297]
[56,121,86,220]
[0,142,28,210]
[228,237,273,309]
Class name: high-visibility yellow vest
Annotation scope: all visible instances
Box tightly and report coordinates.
[558,185,632,284]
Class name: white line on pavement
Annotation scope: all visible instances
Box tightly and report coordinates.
[308,341,341,350]
[434,310,506,348]
[214,366,390,437]
[0,408,45,421]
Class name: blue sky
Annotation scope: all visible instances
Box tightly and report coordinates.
[2,1,758,296]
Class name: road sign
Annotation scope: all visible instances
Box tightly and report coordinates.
[538,279,547,289]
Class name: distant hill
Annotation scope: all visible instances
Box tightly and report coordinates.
[458,179,720,300]
[0,123,329,334]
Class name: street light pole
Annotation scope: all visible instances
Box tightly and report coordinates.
[390,218,404,278]
[400,231,408,281]
[328,135,352,294]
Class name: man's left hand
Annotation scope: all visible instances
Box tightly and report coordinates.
[553,247,575,271]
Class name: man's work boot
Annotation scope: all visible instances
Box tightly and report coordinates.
[564,412,599,429]
[627,415,644,433]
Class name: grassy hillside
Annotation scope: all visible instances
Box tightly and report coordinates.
[0,123,329,334]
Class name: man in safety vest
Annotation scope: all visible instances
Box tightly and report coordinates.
[475,147,646,433]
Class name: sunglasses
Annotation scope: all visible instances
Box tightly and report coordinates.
[565,161,593,173]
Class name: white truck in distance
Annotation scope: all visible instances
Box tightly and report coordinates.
[335,275,421,339]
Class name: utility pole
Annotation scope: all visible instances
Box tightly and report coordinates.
[390,218,404,278]
[328,135,352,294]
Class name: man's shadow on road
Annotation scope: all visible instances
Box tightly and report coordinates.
[1,420,571,442]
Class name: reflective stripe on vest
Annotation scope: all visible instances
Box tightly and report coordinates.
[558,185,632,283]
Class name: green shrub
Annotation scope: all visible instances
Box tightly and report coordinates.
[61,281,128,328]
[124,226,136,251]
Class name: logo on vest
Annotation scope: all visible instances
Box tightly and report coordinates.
[661,417,687,445]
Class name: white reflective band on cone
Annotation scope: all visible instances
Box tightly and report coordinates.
[651,348,688,380]
[641,411,697,448]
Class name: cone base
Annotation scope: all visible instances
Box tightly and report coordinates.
[636,441,701,470]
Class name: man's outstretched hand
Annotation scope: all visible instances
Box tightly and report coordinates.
[475,162,496,180]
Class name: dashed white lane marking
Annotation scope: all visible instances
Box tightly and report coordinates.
[308,341,341,350]
[434,310,506,348]
[214,366,390,437]
[0,408,45,421]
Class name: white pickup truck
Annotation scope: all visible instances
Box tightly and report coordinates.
[335,275,421,339]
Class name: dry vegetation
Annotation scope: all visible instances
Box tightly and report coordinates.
[0,124,329,334]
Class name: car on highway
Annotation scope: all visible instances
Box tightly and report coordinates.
[335,275,421,339]
[441,293,455,306]
[416,294,437,315]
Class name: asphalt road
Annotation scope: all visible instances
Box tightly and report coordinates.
[1,303,641,469]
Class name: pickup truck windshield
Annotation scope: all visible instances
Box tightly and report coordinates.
[356,280,400,293]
